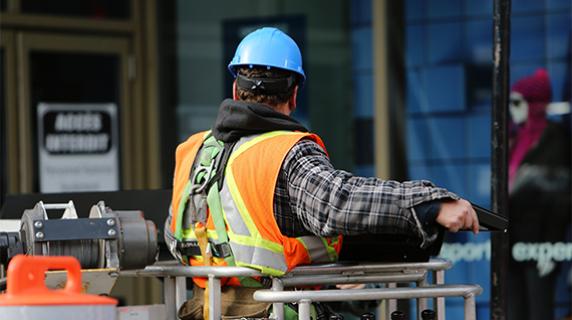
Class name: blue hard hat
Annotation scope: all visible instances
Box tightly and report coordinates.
[228,27,306,82]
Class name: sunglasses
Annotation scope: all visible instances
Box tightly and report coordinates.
[510,98,525,107]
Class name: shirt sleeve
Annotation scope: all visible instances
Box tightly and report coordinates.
[284,139,458,246]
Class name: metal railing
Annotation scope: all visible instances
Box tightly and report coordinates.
[121,259,482,320]
[254,285,482,320]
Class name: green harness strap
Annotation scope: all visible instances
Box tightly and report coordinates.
[198,135,233,256]
[206,182,231,262]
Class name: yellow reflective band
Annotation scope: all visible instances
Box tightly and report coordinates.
[228,131,300,161]
[236,261,285,277]
[226,231,283,255]
[182,228,218,240]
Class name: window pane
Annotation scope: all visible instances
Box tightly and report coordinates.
[404,1,493,318]
[173,1,353,170]
[404,0,572,318]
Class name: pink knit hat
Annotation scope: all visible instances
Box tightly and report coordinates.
[511,68,552,103]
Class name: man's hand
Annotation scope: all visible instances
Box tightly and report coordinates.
[435,199,479,234]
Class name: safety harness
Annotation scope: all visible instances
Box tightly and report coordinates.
[180,132,234,319]
[179,133,232,259]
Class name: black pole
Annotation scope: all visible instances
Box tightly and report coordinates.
[491,0,511,319]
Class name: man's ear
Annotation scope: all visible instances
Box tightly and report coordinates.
[289,86,298,112]
[232,80,238,100]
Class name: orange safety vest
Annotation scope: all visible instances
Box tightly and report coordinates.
[170,130,342,287]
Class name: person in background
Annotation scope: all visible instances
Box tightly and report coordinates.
[164,27,479,320]
[507,69,571,320]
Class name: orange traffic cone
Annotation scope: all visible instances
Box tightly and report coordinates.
[0,255,117,320]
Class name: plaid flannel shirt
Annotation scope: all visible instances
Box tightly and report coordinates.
[274,139,457,246]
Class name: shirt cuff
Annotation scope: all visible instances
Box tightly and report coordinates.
[412,200,444,248]
[414,200,442,227]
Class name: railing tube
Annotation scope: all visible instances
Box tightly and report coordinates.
[271,278,285,320]
[298,299,312,320]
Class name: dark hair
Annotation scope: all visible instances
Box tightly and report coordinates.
[236,67,298,106]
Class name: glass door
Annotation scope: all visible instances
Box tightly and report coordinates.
[16,33,134,193]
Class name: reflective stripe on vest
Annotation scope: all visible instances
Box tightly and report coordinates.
[219,175,251,237]
[298,236,331,264]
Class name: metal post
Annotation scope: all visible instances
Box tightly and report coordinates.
[387,282,398,317]
[417,278,429,318]
[464,294,477,320]
[298,299,312,320]
[175,276,187,314]
[491,0,511,319]
[163,276,177,320]
[435,270,446,320]
[271,278,285,320]
[208,275,222,320]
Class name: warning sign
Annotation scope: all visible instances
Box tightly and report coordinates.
[37,103,120,193]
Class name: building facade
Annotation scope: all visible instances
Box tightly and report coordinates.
[0,0,570,318]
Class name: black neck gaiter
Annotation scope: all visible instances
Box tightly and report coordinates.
[212,99,308,143]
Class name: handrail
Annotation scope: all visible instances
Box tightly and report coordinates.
[279,271,426,287]
[120,258,451,279]
[254,284,482,303]
[287,258,451,276]
[121,264,264,278]
[254,284,483,320]
[118,259,470,320]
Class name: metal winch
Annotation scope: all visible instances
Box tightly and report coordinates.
[1,201,158,270]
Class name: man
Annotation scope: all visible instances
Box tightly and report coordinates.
[165,27,479,320]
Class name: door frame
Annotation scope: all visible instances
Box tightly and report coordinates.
[1,31,18,194]
[1,0,161,193]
